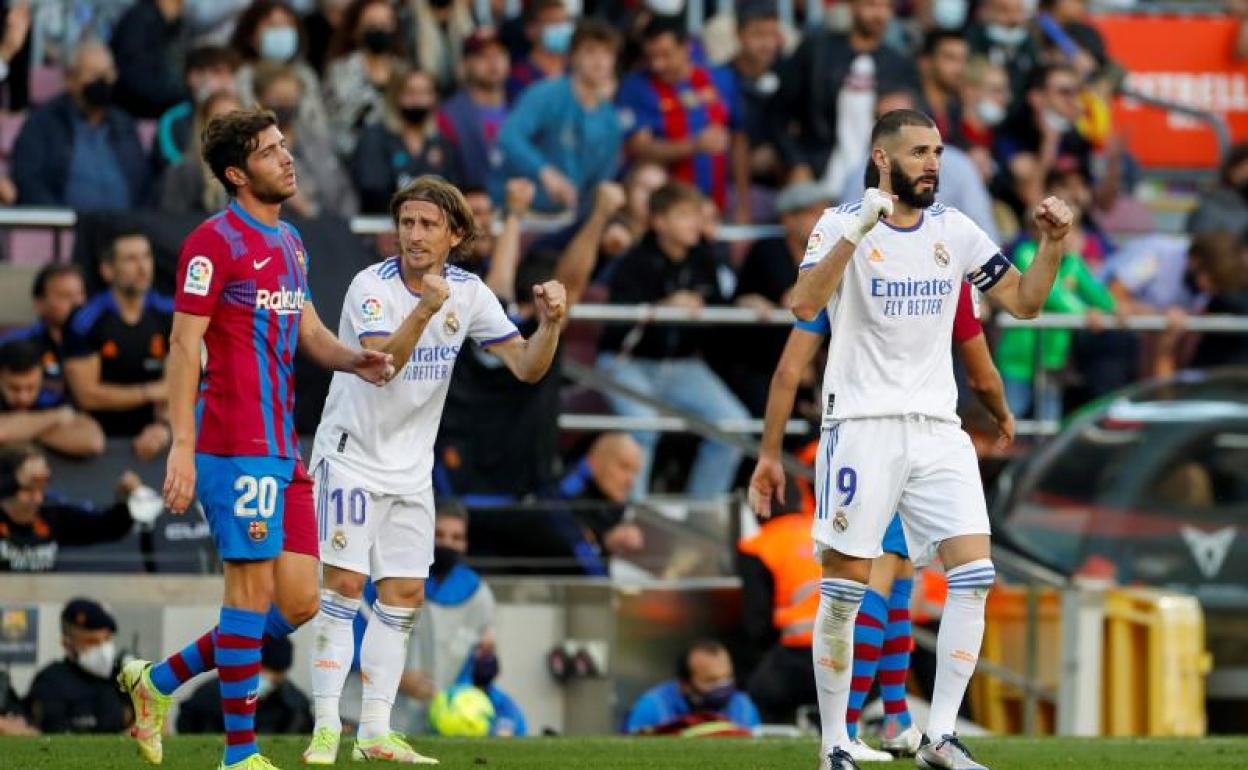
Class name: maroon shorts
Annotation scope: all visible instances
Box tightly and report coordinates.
[282,459,318,557]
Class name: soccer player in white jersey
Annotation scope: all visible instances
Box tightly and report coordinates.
[301,176,567,765]
[788,109,1072,770]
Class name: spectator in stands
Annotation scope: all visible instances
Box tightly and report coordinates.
[965,0,1043,95]
[919,29,969,144]
[12,41,150,210]
[438,181,620,500]
[254,61,358,218]
[597,183,750,499]
[159,89,244,214]
[507,0,572,100]
[726,1,786,190]
[1186,232,1248,370]
[624,639,760,734]
[727,181,832,415]
[993,63,1091,214]
[409,0,478,94]
[618,16,749,221]
[152,45,239,177]
[230,0,330,142]
[25,599,130,733]
[0,666,37,735]
[0,264,87,409]
[1036,0,1107,80]
[0,444,139,573]
[772,0,919,194]
[550,431,646,569]
[499,19,622,215]
[110,0,190,119]
[1187,143,1248,237]
[395,501,510,733]
[600,161,669,261]
[0,340,104,457]
[352,68,464,214]
[957,57,1011,184]
[842,89,999,239]
[440,28,511,195]
[300,0,350,75]
[0,1,30,205]
[177,636,312,734]
[324,0,407,157]
[63,231,171,457]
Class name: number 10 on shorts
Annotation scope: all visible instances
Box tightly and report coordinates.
[329,488,367,526]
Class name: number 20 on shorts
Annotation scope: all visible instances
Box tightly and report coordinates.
[234,475,278,518]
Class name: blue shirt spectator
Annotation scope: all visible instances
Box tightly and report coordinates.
[0,264,88,409]
[12,42,150,209]
[499,20,623,215]
[624,640,760,735]
[1100,234,1196,311]
[439,29,510,198]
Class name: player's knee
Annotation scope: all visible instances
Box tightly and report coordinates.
[945,559,995,605]
[378,578,425,609]
[286,591,320,627]
[324,568,367,599]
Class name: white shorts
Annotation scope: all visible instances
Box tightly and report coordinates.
[313,459,435,580]
[812,416,989,566]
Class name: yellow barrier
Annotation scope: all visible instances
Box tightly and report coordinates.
[970,585,1210,736]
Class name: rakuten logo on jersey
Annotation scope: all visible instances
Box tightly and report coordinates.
[255,288,305,315]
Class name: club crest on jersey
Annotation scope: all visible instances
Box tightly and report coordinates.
[295,249,306,269]
[833,510,849,533]
[443,310,460,335]
[248,520,268,542]
[332,530,348,551]
[361,296,384,326]
[934,242,951,268]
[184,256,213,296]
[805,230,824,256]
[255,287,305,315]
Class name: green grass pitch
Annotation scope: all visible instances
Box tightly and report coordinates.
[1,736,1245,769]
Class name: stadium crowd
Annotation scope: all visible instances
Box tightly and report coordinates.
[0,0,1243,562]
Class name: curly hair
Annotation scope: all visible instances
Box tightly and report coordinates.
[202,108,279,197]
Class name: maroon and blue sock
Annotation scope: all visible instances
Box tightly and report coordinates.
[846,588,888,740]
[149,604,294,697]
[217,606,265,766]
[880,578,915,729]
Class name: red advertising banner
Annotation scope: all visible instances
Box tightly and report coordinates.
[1094,14,1248,168]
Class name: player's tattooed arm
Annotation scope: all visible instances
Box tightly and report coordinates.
[359,274,450,374]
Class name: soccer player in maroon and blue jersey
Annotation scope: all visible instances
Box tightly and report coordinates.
[118,109,393,770]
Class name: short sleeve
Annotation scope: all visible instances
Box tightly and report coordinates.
[794,308,830,335]
[345,273,401,340]
[951,282,983,343]
[61,309,95,359]
[175,226,233,316]
[798,210,846,270]
[955,210,1012,293]
[468,285,520,348]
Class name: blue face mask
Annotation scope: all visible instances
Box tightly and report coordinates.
[259,26,299,62]
[541,21,574,55]
[687,682,736,713]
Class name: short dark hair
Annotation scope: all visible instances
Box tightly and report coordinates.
[571,18,621,54]
[648,182,703,216]
[676,639,728,681]
[870,109,937,147]
[435,497,469,524]
[102,229,150,265]
[1027,62,1077,93]
[32,263,83,300]
[202,109,280,197]
[921,29,966,59]
[527,0,566,19]
[389,176,479,261]
[183,45,239,77]
[737,0,779,27]
[0,444,42,499]
[0,340,42,374]
[641,15,687,46]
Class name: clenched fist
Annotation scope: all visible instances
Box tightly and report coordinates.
[506,177,537,216]
[1033,196,1074,242]
[417,273,450,315]
[593,181,626,217]
[846,187,895,245]
[533,280,567,327]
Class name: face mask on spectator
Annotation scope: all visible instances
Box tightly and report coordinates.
[401,105,432,125]
[985,24,1027,47]
[431,545,461,576]
[362,28,395,54]
[1042,108,1071,134]
[932,0,967,30]
[471,650,499,687]
[541,21,574,55]
[976,98,1006,126]
[646,0,685,16]
[81,78,114,109]
[75,639,116,680]
[686,681,736,713]
[260,26,299,62]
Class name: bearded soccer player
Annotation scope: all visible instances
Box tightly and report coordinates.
[787,108,1070,770]
[302,176,566,765]
[118,109,393,770]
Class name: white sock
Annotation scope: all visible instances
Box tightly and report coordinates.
[813,578,866,753]
[928,559,994,739]
[310,589,361,732]
[358,601,419,741]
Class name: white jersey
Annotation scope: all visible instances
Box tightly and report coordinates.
[310,258,520,495]
[800,199,1010,424]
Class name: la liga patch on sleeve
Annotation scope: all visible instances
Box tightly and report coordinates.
[183,256,213,296]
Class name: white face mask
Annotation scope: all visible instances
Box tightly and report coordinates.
[976,98,1006,127]
[646,0,685,16]
[256,673,277,701]
[985,24,1028,47]
[932,0,968,30]
[75,639,117,680]
[1043,108,1071,134]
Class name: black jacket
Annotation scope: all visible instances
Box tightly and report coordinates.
[772,32,919,171]
[0,495,133,572]
[177,678,312,735]
[25,660,130,733]
[12,94,151,207]
[110,0,188,119]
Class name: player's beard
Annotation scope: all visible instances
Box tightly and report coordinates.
[890,164,939,209]
[251,173,296,205]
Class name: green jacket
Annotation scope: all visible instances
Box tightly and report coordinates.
[996,240,1117,380]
